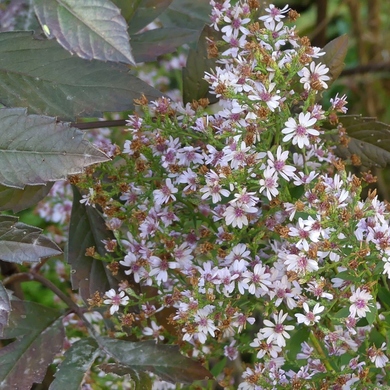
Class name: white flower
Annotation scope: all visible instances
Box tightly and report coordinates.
[299,61,330,91]
[142,320,164,343]
[282,112,319,149]
[259,310,294,347]
[267,146,296,181]
[103,289,129,315]
[295,302,324,326]
[153,178,178,205]
[223,202,257,228]
[80,188,95,206]
[259,166,279,200]
[368,342,389,368]
[259,4,290,23]
[349,287,373,318]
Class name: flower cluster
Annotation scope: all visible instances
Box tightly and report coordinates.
[75,1,390,388]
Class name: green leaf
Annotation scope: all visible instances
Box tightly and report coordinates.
[49,338,100,390]
[111,0,142,21]
[328,115,390,167]
[98,337,213,384]
[131,28,199,63]
[0,183,53,212]
[288,326,310,361]
[159,0,211,30]
[127,0,173,35]
[0,300,65,390]
[0,215,62,263]
[0,282,11,337]
[318,34,348,86]
[366,303,377,326]
[99,364,153,389]
[0,108,109,189]
[378,286,390,311]
[182,24,219,105]
[67,186,127,301]
[0,31,162,120]
[33,0,135,65]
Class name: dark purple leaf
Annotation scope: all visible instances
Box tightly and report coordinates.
[67,186,127,302]
[0,183,53,212]
[49,338,100,390]
[34,0,135,65]
[326,115,390,167]
[0,215,62,264]
[0,300,65,390]
[128,0,173,34]
[0,282,11,337]
[319,35,349,86]
[0,108,109,189]
[131,27,199,63]
[0,32,162,120]
[182,25,220,105]
[98,337,213,384]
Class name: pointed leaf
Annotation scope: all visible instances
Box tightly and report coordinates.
[49,338,100,390]
[159,0,211,30]
[0,282,11,337]
[0,300,65,390]
[0,183,53,212]
[67,186,125,301]
[128,0,173,35]
[0,31,162,120]
[0,108,109,189]
[131,28,199,63]
[99,364,152,389]
[33,0,135,65]
[318,35,348,86]
[98,337,213,384]
[182,25,219,105]
[0,215,62,263]
[327,115,390,167]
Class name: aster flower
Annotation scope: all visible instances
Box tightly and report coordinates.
[153,178,178,205]
[299,61,330,91]
[259,310,295,348]
[259,4,290,23]
[368,342,389,368]
[223,201,257,228]
[282,112,319,149]
[142,320,165,343]
[103,289,129,315]
[267,146,296,181]
[295,302,324,326]
[349,287,373,318]
[259,166,279,200]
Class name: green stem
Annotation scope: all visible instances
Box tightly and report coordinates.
[309,331,335,373]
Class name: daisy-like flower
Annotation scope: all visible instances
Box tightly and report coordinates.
[259,310,295,348]
[243,264,272,297]
[223,202,257,228]
[299,61,330,91]
[103,289,129,315]
[282,112,319,149]
[153,178,178,205]
[192,305,218,344]
[80,188,95,206]
[368,342,389,368]
[349,287,373,318]
[295,302,324,326]
[259,4,290,23]
[267,146,296,181]
[259,166,279,200]
[142,320,164,343]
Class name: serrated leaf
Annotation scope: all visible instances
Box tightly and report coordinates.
[182,25,219,105]
[0,183,53,212]
[0,300,65,390]
[0,31,162,120]
[128,0,173,35]
[159,0,211,30]
[318,35,348,86]
[0,282,11,337]
[99,364,152,389]
[49,338,100,390]
[0,215,62,263]
[131,28,199,63]
[0,108,109,189]
[33,0,135,65]
[98,337,212,384]
[67,186,126,302]
[327,115,390,167]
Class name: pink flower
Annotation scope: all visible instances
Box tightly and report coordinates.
[282,112,319,149]
[153,178,178,205]
[349,287,373,318]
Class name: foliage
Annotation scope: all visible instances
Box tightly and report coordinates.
[0,1,390,389]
